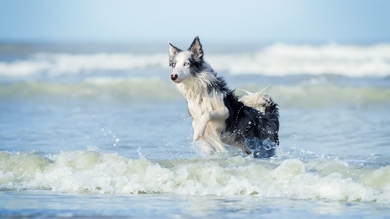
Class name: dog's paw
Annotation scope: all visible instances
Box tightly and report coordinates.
[193,125,207,141]
[193,133,200,141]
[193,113,210,141]
[193,129,203,141]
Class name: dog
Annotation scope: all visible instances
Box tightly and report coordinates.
[168,37,279,158]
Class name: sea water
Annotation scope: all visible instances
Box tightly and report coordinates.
[0,42,390,218]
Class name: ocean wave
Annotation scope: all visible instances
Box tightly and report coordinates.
[0,149,389,202]
[0,78,389,107]
[0,78,180,101]
[211,43,390,77]
[0,53,167,77]
[0,43,390,77]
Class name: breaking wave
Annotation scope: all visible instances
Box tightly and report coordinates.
[211,43,390,77]
[0,149,389,202]
[0,77,180,102]
[1,43,390,77]
[0,78,389,107]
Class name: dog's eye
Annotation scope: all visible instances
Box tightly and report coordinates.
[171,63,176,68]
[184,62,190,66]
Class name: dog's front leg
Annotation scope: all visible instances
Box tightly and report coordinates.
[193,108,229,141]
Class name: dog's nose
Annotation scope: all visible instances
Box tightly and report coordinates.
[170,74,178,81]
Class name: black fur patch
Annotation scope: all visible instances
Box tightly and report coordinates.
[207,76,232,95]
[222,91,280,157]
[188,56,206,77]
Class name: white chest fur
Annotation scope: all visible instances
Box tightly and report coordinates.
[174,74,231,153]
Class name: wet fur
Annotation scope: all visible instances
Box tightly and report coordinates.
[169,37,279,157]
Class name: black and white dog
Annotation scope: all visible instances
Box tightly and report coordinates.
[169,37,279,158]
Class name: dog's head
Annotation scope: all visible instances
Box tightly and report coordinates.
[168,36,206,83]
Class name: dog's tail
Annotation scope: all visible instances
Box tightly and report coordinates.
[238,89,277,114]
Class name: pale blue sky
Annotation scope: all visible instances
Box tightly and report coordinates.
[0,0,389,43]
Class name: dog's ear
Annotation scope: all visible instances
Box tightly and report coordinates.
[169,42,182,67]
[188,36,203,61]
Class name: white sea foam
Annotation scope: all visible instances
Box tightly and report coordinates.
[0,43,389,77]
[0,150,389,202]
[209,43,390,77]
[0,53,167,77]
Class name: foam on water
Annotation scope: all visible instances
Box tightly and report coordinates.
[0,53,167,77]
[1,43,390,78]
[210,43,390,77]
[1,149,389,202]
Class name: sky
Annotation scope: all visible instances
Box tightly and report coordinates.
[0,0,389,44]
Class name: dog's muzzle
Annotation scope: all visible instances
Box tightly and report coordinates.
[170,74,178,81]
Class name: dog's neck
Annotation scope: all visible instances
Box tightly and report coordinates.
[176,72,219,102]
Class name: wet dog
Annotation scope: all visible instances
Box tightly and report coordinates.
[169,37,279,158]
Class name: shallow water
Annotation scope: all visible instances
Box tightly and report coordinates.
[1,42,390,218]
[1,191,389,219]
